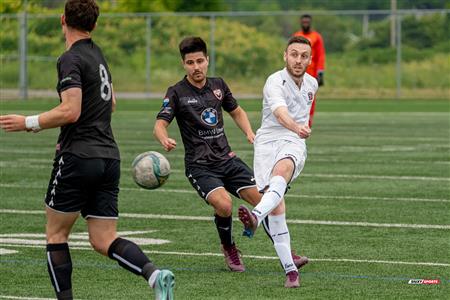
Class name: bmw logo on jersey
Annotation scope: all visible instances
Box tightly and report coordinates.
[201,108,218,126]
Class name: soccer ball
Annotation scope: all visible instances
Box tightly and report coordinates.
[131,151,170,189]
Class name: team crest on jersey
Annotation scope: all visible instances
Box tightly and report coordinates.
[201,108,218,126]
[213,89,223,100]
[162,97,170,107]
[307,92,314,105]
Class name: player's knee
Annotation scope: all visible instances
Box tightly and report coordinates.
[273,159,294,179]
[214,200,233,217]
[46,232,69,244]
[89,236,111,256]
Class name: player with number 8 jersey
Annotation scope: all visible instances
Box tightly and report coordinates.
[0,1,174,299]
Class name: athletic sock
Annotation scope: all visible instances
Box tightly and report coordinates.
[252,176,287,224]
[107,237,158,283]
[46,243,73,300]
[214,214,234,246]
[269,214,297,274]
[261,216,273,242]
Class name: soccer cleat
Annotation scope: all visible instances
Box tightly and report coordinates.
[153,269,175,300]
[238,205,258,238]
[221,244,245,272]
[291,251,309,269]
[284,270,300,288]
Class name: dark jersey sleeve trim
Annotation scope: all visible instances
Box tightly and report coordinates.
[59,84,82,93]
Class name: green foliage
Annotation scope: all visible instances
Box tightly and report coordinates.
[0,0,21,13]
[224,0,447,11]
[109,0,227,12]
[0,10,449,97]
[0,18,18,53]
[354,13,449,51]
[401,13,450,49]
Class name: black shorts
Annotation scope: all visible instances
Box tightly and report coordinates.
[44,153,120,219]
[185,157,256,202]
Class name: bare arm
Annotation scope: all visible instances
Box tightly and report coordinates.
[228,106,256,144]
[0,87,82,132]
[273,106,311,139]
[153,119,177,152]
[111,84,116,112]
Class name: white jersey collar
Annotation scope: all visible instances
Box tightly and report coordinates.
[281,67,304,90]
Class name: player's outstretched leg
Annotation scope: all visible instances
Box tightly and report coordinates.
[239,176,287,237]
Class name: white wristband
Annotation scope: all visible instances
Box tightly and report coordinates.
[25,115,41,130]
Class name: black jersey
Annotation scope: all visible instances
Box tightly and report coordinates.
[55,38,119,160]
[157,76,239,167]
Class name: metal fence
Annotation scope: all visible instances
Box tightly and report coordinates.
[1,9,449,100]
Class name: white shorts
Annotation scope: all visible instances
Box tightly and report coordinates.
[253,139,307,192]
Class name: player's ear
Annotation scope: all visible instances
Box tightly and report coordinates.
[61,14,65,26]
[283,52,287,62]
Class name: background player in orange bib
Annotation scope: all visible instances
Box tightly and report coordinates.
[292,14,325,127]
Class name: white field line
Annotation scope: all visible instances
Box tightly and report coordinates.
[300,173,450,182]
[2,158,450,166]
[143,250,450,267]
[0,248,18,255]
[0,243,448,267]
[2,146,450,162]
[1,159,448,180]
[0,296,55,300]
[1,209,449,230]
[1,183,448,203]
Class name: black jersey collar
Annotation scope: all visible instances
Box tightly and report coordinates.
[183,75,211,92]
[71,38,93,48]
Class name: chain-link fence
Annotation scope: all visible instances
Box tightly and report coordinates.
[1,9,449,99]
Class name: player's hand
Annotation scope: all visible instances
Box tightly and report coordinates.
[0,114,27,132]
[317,71,324,86]
[246,131,256,144]
[297,124,311,139]
[161,138,177,152]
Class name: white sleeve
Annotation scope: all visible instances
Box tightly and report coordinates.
[313,77,319,94]
[263,76,287,112]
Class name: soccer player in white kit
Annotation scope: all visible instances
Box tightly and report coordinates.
[238,36,318,288]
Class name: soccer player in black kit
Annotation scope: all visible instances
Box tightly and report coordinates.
[0,1,174,299]
[155,37,297,273]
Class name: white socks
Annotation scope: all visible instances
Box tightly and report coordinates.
[252,176,287,225]
[269,213,297,274]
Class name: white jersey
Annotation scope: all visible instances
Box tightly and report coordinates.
[255,68,318,143]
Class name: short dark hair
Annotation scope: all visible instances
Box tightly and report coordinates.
[179,37,207,59]
[301,14,312,20]
[64,0,99,32]
[286,36,311,50]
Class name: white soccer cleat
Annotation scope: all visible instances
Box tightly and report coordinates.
[152,269,175,300]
